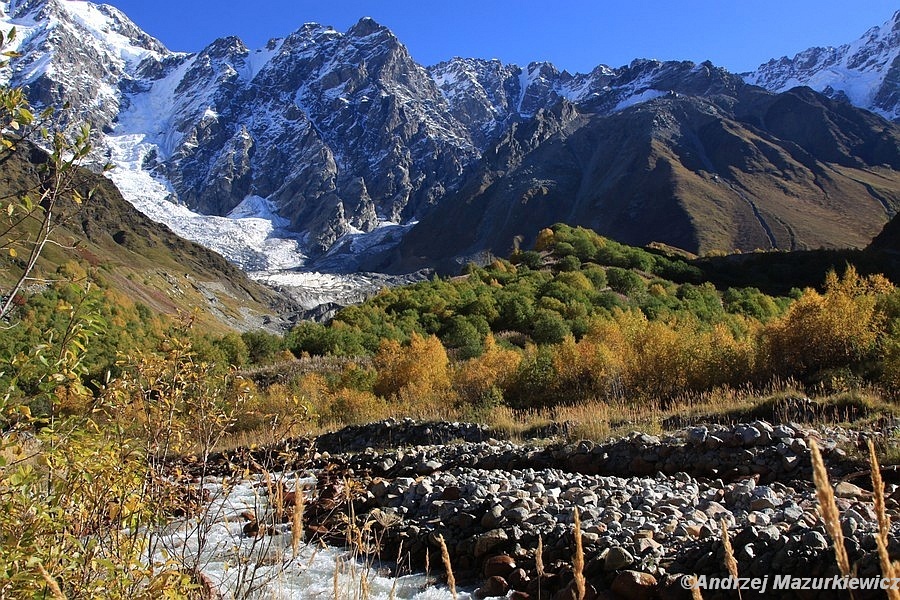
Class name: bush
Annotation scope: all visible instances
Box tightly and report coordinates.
[442,314,485,358]
[373,333,451,401]
[507,345,558,408]
[764,270,885,379]
[531,309,571,344]
[518,250,544,270]
[607,267,646,295]
[582,265,608,290]
[557,254,581,272]
[452,335,521,406]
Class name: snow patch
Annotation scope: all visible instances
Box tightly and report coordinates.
[614,88,666,111]
[104,134,307,272]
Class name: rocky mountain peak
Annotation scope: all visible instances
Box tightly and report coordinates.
[746,9,900,121]
[87,3,169,55]
[201,36,248,61]
[0,0,171,132]
[347,16,390,39]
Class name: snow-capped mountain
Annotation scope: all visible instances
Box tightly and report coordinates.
[746,10,900,121]
[0,0,751,262]
[110,17,479,256]
[0,0,168,131]
[0,0,899,286]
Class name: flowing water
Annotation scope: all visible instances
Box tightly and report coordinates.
[153,472,478,600]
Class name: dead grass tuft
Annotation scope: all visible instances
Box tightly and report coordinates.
[810,439,852,579]
[573,508,585,600]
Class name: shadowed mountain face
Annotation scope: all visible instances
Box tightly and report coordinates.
[869,208,900,253]
[387,87,900,273]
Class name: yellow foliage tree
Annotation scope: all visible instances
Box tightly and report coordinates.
[374,333,451,402]
[452,334,522,405]
[765,268,887,378]
[550,335,620,403]
[534,228,555,252]
[583,309,758,402]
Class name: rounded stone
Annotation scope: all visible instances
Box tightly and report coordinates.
[611,570,659,600]
[604,546,635,571]
[475,529,509,557]
[483,555,516,578]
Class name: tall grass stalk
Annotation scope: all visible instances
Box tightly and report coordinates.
[435,534,456,600]
[721,519,742,600]
[536,533,545,600]
[687,575,704,600]
[810,439,853,586]
[869,440,900,600]
[291,474,305,560]
[573,508,585,600]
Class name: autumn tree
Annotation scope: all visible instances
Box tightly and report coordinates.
[373,333,451,402]
[452,334,522,406]
[765,267,890,379]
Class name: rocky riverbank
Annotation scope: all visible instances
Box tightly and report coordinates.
[180,418,900,599]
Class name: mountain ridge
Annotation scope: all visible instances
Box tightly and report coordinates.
[387,86,900,272]
[0,0,898,283]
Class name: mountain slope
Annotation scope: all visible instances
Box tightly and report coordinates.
[388,86,900,272]
[0,142,298,332]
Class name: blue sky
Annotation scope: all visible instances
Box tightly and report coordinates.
[103,1,898,74]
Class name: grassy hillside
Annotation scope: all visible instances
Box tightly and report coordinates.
[0,142,297,333]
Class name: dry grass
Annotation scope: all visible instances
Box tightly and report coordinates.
[435,534,456,600]
[691,578,705,600]
[869,440,900,600]
[484,381,898,444]
[211,371,900,460]
[810,439,852,579]
[535,534,546,600]
[721,519,742,600]
[536,534,545,578]
[573,508,585,600]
